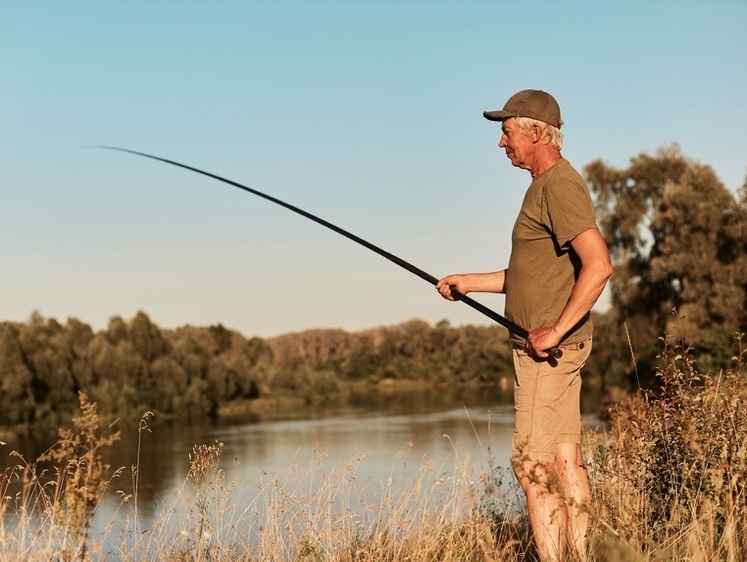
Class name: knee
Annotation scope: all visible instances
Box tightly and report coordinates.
[553,454,570,475]
[512,459,552,488]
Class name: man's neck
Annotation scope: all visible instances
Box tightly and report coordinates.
[529,148,562,177]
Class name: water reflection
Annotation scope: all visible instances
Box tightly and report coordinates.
[2,387,513,515]
[117,386,515,509]
[0,385,603,543]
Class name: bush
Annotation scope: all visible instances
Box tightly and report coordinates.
[592,333,747,560]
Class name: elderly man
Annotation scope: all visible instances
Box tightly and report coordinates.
[436,89,612,561]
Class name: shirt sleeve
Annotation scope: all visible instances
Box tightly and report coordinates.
[542,177,598,250]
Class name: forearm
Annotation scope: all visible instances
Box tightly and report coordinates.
[551,262,612,338]
[526,228,612,357]
[436,269,507,301]
[551,228,613,338]
[460,270,507,294]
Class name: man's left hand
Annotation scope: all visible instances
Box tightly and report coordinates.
[526,326,561,359]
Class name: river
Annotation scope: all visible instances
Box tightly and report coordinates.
[0,386,598,551]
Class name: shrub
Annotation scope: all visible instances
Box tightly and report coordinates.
[592,333,747,560]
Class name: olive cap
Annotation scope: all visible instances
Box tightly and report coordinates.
[483,89,563,128]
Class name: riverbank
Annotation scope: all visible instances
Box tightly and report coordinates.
[215,377,512,420]
[2,344,745,560]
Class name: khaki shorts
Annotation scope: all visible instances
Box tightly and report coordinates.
[511,338,592,463]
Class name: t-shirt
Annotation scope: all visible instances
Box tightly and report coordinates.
[505,158,599,347]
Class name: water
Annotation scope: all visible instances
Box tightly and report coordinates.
[1,387,519,539]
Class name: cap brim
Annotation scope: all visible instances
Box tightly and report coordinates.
[483,110,513,121]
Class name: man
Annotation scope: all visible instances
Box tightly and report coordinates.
[436,89,612,561]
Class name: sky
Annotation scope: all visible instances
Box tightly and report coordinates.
[2,1,746,339]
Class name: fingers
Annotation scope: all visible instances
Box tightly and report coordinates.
[524,336,542,358]
[527,327,558,359]
[435,282,455,301]
[435,276,458,301]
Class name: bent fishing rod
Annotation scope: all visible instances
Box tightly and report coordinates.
[94,146,562,359]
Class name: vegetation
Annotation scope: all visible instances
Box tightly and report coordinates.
[0,314,515,431]
[585,144,747,388]
[591,334,747,561]
[0,334,745,561]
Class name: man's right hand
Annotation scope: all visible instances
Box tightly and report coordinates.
[435,275,468,301]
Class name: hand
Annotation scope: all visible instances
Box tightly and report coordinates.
[526,326,562,359]
[435,275,468,301]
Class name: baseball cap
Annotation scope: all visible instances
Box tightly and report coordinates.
[483,89,563,128]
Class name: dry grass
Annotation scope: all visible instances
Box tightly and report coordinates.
[116,440,532,561]
[1,334,746,561]
[588,333,747,562]
[0,399,531,561]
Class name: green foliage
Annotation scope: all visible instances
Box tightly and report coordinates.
[0,324,36,425]
[0,313,515,430]
[586,144,747,388]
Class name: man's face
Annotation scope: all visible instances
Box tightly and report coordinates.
[498,118,534,171]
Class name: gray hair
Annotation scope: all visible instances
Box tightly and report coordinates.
[515,116,563,150]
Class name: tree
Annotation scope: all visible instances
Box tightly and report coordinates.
[586,145,747,383]
[128,311,170,362]
[0,324,37,424]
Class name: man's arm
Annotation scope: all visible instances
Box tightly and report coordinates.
[436,269,507,301]
[527,228,613,357]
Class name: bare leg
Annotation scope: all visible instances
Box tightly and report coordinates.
[514,460,567,561]
[515,444,591,561]
[554,443,591,560]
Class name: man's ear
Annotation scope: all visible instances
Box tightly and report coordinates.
[530,123,542,143]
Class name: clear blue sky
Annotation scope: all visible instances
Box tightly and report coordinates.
[2,1,745,338]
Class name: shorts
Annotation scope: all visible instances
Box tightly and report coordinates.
[511,338,592,463]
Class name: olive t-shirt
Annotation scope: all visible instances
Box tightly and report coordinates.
[505,158,598,347]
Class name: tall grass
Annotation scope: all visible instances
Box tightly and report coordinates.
[590,334,747,561]
[0,334,745,561]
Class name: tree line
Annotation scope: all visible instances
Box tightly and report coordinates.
[2,144,745,429]
[0,313,516,429]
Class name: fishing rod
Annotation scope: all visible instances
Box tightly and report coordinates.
[94,146,562,359]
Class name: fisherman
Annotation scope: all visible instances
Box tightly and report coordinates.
[436,90,613,561]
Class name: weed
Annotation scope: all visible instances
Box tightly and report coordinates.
[591,330,747,560]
